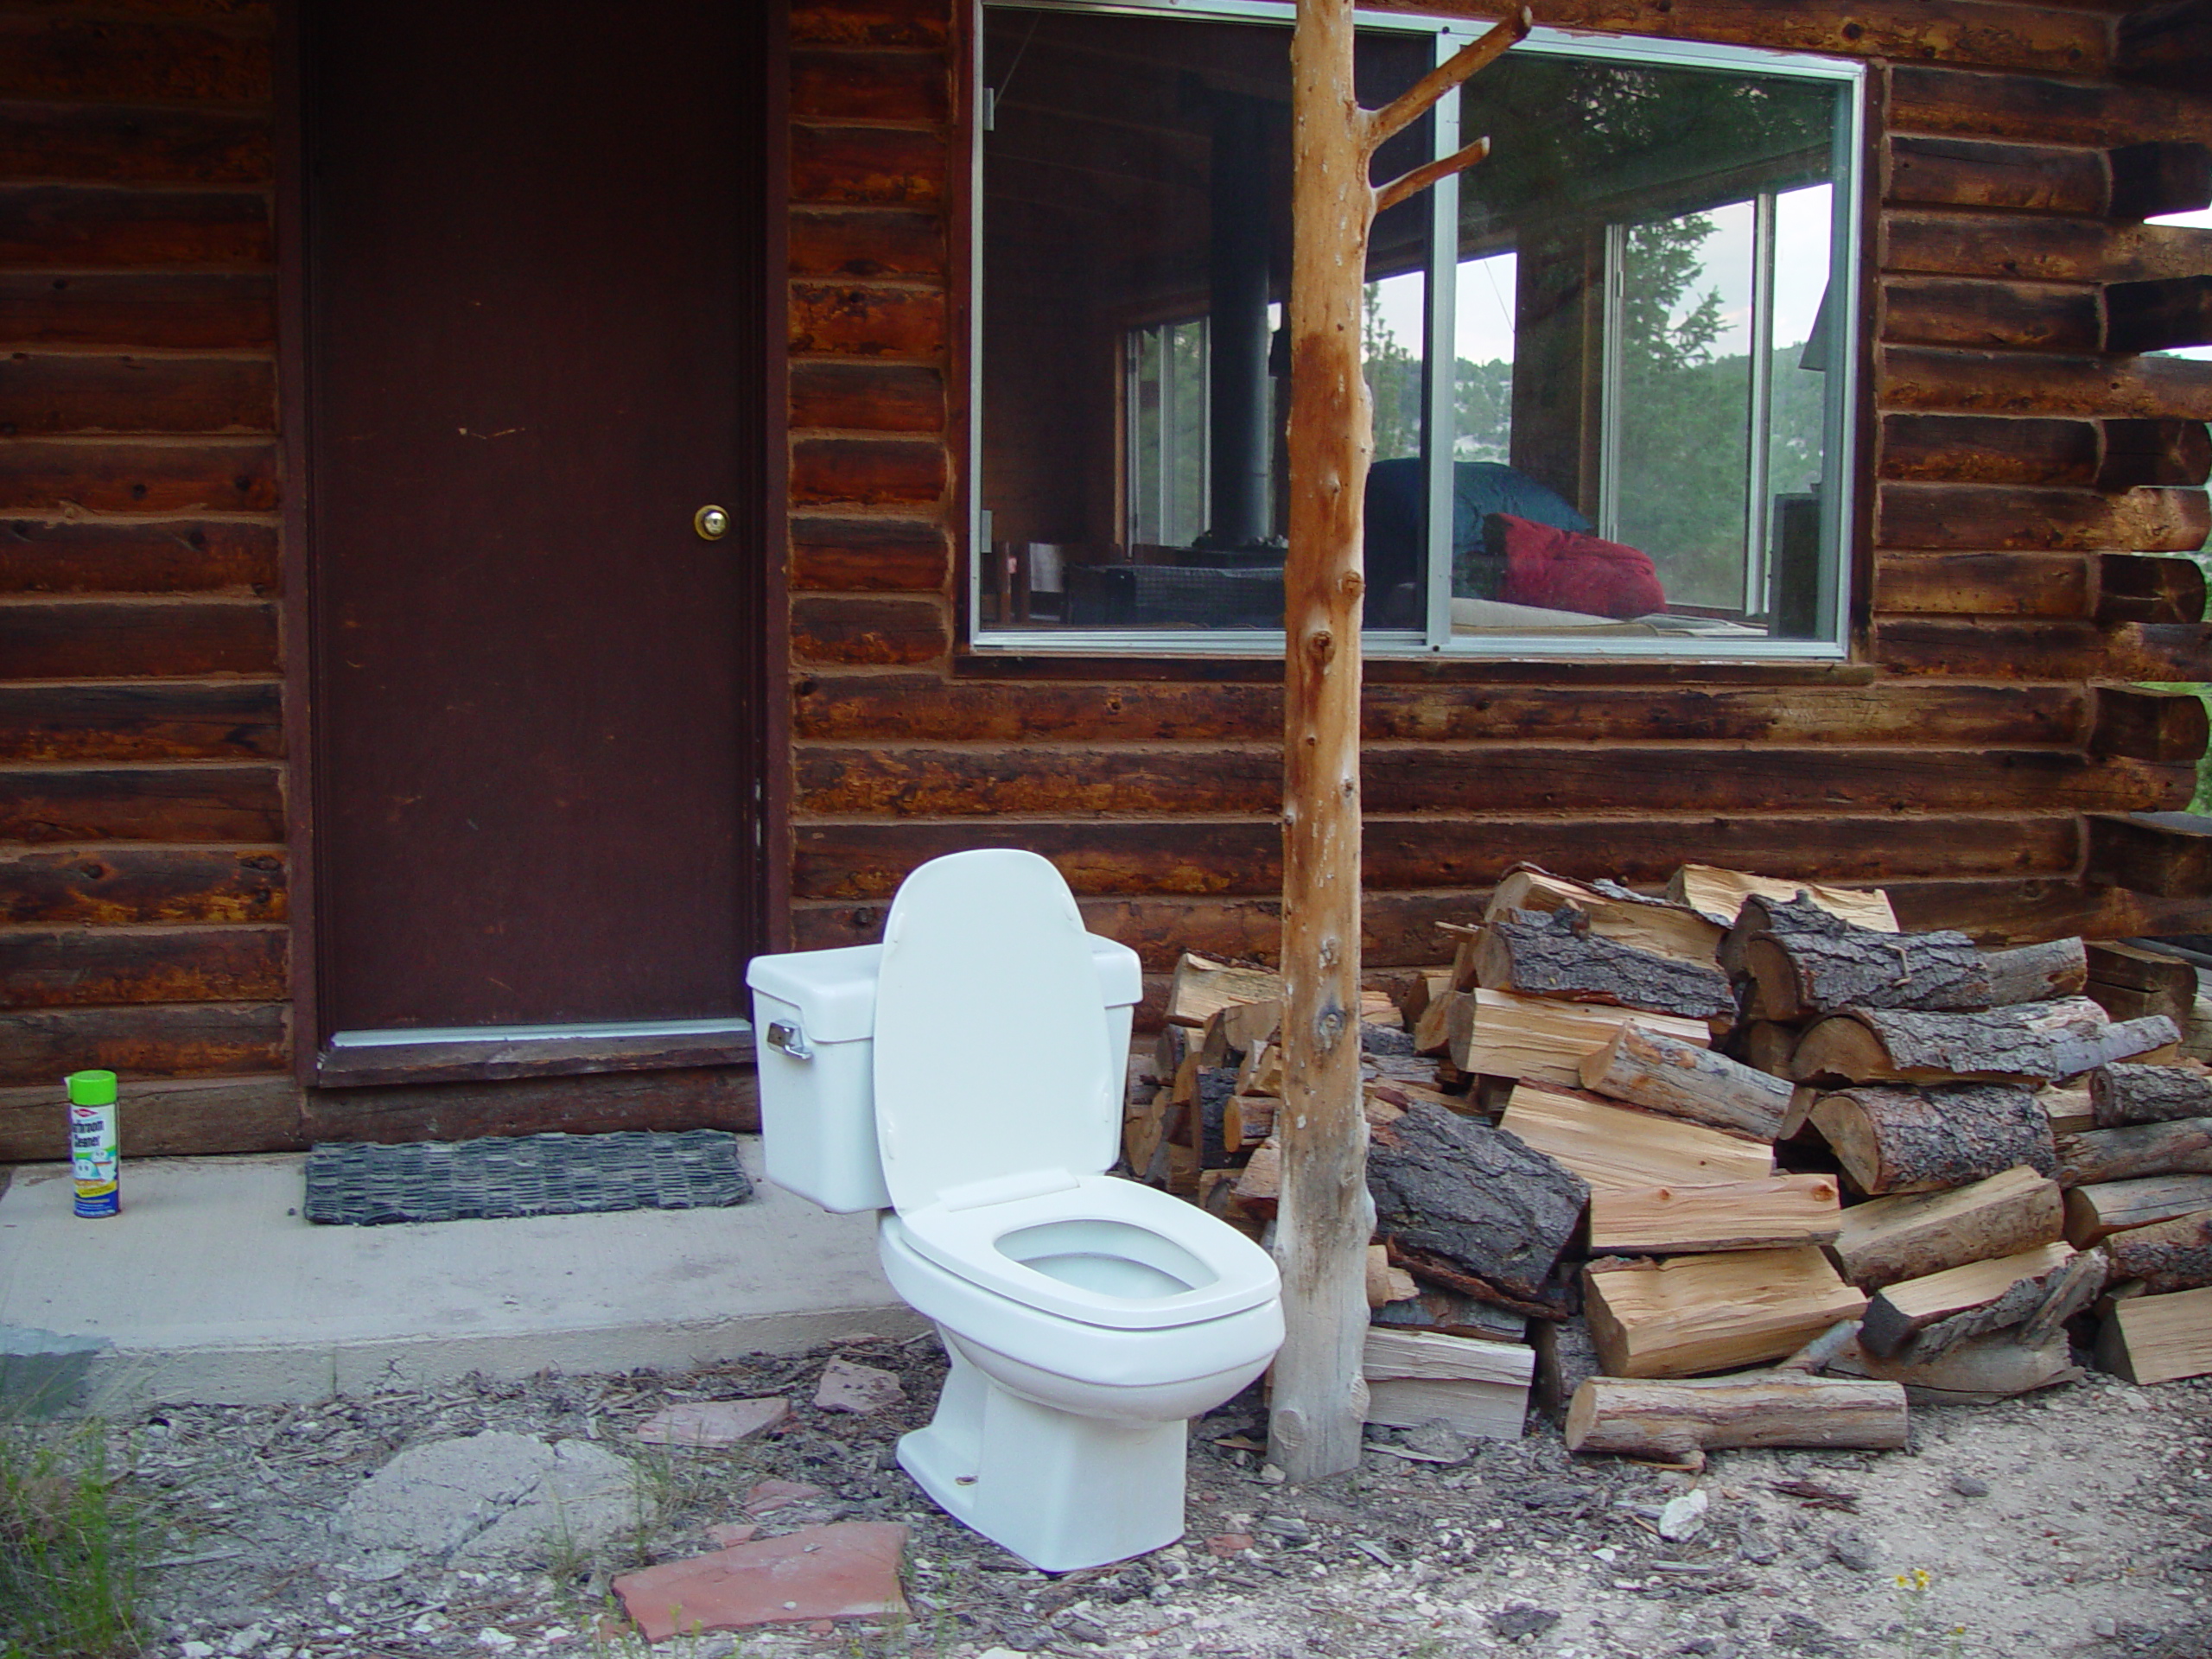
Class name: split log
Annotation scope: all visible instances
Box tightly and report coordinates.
[1411,987,1464,1057]
[1827,1166,2064,1289]
[1582,1248,1868,1379]
[1448,988,1708,1090]
[2057,1117,2212,1185]
[1487,865,1722,965]
[1474,907,1732,1019]
[1361,1328,1534,1442]
[1564,1372,1908,1471]
[1586,1175,1840,1255]
[2089,1061,2212,1127]
[2041,1081,2096,1136]
[1364,1243,1418,1308]
[1810,1083,2056,1195]
[1224,1094,1277,1154]
[1830,1329,2080,1405]
[1737,898,1987,1019]
[1366,1103,1587,1312]
[1497,1084,1774,1192]
[1669,863,1897,931]
[2064,1173,2212,1245]
[1200,999,1282,1065]
[2104,1207,2212,1294]
[1394,970,1451,1031]
[1236,1040,1282,1100]
[1729,1020,1802,1079]
[1580,1023,1793,1141]
[1859,1242,2076,1359]
[1980,938,2090,1007]
[1789,1000,2176,1085]
[1369,1282,1527,1344]
[2095,1285,2212,1384]
[1166,953,1281,1027]
[1230,1141,1279,1213]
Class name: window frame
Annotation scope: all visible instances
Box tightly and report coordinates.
[966,0,1867,661]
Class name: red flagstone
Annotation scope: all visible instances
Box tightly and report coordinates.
[633,1398,790,1447]
[612,1522,909,1641]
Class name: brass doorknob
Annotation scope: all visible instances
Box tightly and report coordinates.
[694,505,731,541]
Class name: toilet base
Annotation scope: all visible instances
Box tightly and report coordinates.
[899,1339,1188,1572]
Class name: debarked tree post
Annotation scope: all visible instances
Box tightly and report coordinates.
[1269,0,1529,1484]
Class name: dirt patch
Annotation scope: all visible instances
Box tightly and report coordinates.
[102,1336,2212,1659]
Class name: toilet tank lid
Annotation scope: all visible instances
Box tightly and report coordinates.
[747,936,1141,1047]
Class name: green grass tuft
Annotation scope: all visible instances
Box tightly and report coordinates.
[0,1422,148,1659]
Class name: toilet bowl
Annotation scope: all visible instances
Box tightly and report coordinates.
[746,849,1285,1572]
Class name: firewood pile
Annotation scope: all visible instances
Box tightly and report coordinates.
[1123,862,2212,1469]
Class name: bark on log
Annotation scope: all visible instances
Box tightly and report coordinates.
[1563,1373,1908,1471]
[1578,1023,1794,1141]
[1791,1000,2176,1085]
[1738,900,1987,1020]
[1827,1166,2065,1288]
[1366,1102,1587,1311]
[2103,1206,2212,1294]
[2064,1173,2212,1244]
[1811,1084,2057,1195]
[2057,1117,2212,1185]
[2089,1061,2212,1127]
[1859,1241,2076,1359]
[1980,938,2089,1007]
[1490,865,1723,964]
[1475,907,1732,1018]
[1830,1330,2081,1405]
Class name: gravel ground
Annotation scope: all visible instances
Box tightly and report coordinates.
[64,1332,2212,1659]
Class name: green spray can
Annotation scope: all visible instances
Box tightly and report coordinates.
[65,1070,119,1217]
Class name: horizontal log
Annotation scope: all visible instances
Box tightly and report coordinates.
[2097,554,2208,625]
[0,596,276,677]
[2087,811,2212,899]
[0,846,283,925]
[1877,481,2209,553]
[1886,876,2212,946]
[1881,346,2212,423]
[1829,1165,2066,1289]
[790,0,950,50]
[0,99,270,185]
[2066,1173,2212,1244]
[0,353,272,435]
[2113,0,2212,92]
[788,435,944,506]
[0,1001,285,1088]
[790,48,948,125]
[0,763,283,842]
[1880,413,2115,488]
[787,208,944,280]
[0,440,277,513]
[789,515,947,592]
[790,813,2079,901]
[2059,1117,2212,1185]
[0,680,283,763]
[0,271,273,353]
[788,281,946,359]
[2099,417,2212,490]
[0,185,270,268]
[1885,137,2107,216]
[1564,1371,1906,1469]
[795,743,2184,818]
[790,594,948,665]
[0,15,270,105]
[2104,1207,2212,1295]
[2090,687,2209,766]
[1888,63,2206,149]
[792,673,2086,747]
[1874,551,2090,616]
[790,360,944,433]
[790,125,947,207]
[2106,276,2212,356]
[0,923,284,1007]
[1881,276,2100,353]
[1873,618,2212,682]
[1884,213,2212,285]
[0,517,276,594]
[2107,139,2212,219]
[0,1071,301,1162]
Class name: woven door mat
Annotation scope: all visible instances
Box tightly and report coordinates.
[302,1129,753,1225]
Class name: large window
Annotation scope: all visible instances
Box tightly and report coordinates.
[972,2,1864,656]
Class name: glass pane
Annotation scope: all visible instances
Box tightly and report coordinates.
[1767,183,1832,636]
[1613,198,1755,613]
[1454,250,1516,465]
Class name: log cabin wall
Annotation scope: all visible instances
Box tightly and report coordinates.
[785,0,2212,1015]
[2,0,2209,1157]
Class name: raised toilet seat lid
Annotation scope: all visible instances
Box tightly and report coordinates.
[889,1171,1281,1332]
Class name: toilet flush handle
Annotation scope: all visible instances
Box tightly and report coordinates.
[764,1020,813,1061]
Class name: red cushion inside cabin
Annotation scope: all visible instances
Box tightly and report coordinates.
[1491,513,1666,620]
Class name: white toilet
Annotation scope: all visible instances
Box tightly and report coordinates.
[746,850,1284,1572]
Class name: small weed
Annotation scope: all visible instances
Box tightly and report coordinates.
[1891,1566,1967,1659]
[0,1421,149,1658]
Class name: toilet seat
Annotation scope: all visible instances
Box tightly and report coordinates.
[891,1171,1281,1332]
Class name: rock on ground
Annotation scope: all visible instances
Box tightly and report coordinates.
[337,1431,639,1567]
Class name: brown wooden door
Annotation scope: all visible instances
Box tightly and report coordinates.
[302,0,768,1046]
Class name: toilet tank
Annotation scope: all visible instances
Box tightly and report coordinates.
[747,936,1143,1213]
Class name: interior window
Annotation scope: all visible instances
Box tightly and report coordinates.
[974,3,1863,656]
